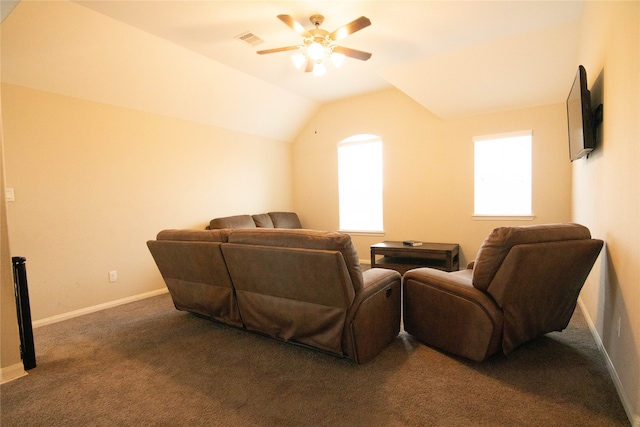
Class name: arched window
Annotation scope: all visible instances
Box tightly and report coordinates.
[337,134,384,232]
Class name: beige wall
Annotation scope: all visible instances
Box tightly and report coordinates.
[2,83,293,321]
[573,1,639,423]
[0,0,317,143]
[1,91,25,382]
[293,88,571,264]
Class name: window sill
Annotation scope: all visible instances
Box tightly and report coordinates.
[339,230,385,237]
[473,215,535,221]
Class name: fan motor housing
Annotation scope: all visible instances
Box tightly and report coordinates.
[309,14,324,26]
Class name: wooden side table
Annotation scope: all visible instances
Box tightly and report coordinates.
[370,241,460,274]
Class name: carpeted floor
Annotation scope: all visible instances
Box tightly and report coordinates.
[0,293,629,426]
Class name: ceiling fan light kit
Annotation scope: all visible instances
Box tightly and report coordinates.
[257,14,372,76]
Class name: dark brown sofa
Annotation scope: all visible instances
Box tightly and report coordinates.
[403,223,603,361]
[207,211,302,230]
[147,228,401,364]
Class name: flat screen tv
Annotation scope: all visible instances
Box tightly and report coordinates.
[566,65,598,161]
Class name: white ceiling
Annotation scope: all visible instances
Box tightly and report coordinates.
[73,0,584,119]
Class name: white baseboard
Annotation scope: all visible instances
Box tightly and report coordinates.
[33,288,169,328]
[577,298,638,427]
[0,362,27,384]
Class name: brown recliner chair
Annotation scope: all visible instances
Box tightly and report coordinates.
[402,223,603,362]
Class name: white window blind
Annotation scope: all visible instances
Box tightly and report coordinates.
[474,131,532,216]
[338,134,383,232]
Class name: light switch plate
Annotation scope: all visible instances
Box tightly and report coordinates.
[5,188,15,202]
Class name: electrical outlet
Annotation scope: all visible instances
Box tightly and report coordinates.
[108,271,118,283]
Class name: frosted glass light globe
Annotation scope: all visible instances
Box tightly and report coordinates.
[313,62,327,76]
[291,53,306,69]
[308,42,324,60]
[330,52,345,68]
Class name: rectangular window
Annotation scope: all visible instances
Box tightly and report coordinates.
[474,131,532,217]
[338,136,383,232]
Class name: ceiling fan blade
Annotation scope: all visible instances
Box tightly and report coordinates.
[277,14,311,38]
[256,46,300,55]
[332,46,372,61]
[329,16,371,41]
[305,58,314,73]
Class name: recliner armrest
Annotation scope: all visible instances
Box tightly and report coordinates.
[347,268,401,327]
[402,267,503,361]
[352,268,402,314]
[362,267,401,289]
[344,268,401,363]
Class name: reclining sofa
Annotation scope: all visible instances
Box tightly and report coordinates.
[147,228,401,364]
[206,211,302,230]
[403,223,603,361]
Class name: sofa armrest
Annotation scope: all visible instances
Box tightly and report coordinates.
[343,268,401,363]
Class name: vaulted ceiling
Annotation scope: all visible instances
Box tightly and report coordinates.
[1,1,585,141]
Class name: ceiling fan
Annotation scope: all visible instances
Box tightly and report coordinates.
[257,14,372,75]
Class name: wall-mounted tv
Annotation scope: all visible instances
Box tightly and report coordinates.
[566,65,602,161]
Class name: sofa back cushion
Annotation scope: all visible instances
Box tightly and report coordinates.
[251,213,274,228]
[268,212,302,229]
[488,237,603,354]
[472,223,592,291]
[156,229,230,242]
[221,229,362,355]
[147,229,241,326]
[227,228,363,291]
[209,215,256,230]
[471,223,603,355]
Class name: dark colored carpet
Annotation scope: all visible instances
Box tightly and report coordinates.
[1,293,629,426]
